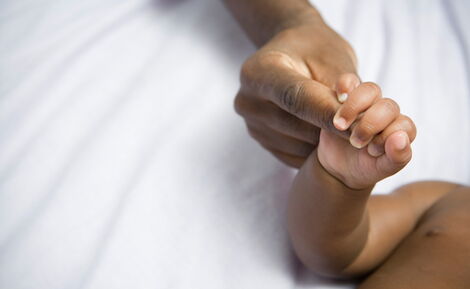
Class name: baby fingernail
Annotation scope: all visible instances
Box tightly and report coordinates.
[396,133,408,150]
[367,143,384,157]
[334,116,347,130]
[350,136,364,149]
[338,93,348,103]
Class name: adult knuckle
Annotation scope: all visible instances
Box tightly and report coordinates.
[279,80,306,114]
[298,143,315,157]
[259,50,281,61]
[241,50,292,91]
[258,50,292,66]
[246,127,255,139]
[233,93,248,116]
[240,56,259,87]
[263,105,287,131]
[275,153,302,169]
[267,108,284,128]
[317,97,337,130]
[281,109,304,129]
[241,51,286,80]
[246,125,261,140]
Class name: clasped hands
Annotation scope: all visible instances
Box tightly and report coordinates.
[234,15,416,168]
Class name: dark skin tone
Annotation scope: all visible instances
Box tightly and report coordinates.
[288,93,470,287]
[225,0,415,167]
[225,1,470,287]
[224,0,355,167]
[358,187,470,288]
[290,150,470,288]
[225,0,420,167]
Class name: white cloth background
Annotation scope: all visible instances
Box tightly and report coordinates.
[0,0,469,288]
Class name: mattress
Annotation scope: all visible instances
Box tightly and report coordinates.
[0,0,469,288]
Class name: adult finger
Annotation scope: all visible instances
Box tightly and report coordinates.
[241,55,340,131]
[270,149,305,168]
[235,93,321,144]
[246,124,315,158]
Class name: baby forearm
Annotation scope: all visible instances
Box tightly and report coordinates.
[287,152,373,277]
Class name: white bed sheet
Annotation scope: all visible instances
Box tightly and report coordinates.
[0,0,469,288]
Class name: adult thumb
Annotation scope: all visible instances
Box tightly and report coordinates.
[264,68,341,132]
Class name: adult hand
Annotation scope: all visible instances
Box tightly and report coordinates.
[234,14,361,168]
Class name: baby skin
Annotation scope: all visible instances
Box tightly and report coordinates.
[287,75,470,288]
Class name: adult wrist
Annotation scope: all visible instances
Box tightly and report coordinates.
[272,7,325,39]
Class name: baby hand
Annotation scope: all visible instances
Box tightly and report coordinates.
[317,76,417,189]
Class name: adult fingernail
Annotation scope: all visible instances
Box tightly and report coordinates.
[334,116,347,131]
[367,143,384,157]
[337,93,348,103]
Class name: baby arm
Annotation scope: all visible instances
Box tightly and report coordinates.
[287,79,432,278]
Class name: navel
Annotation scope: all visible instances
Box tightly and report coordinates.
[424,227,443,237]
